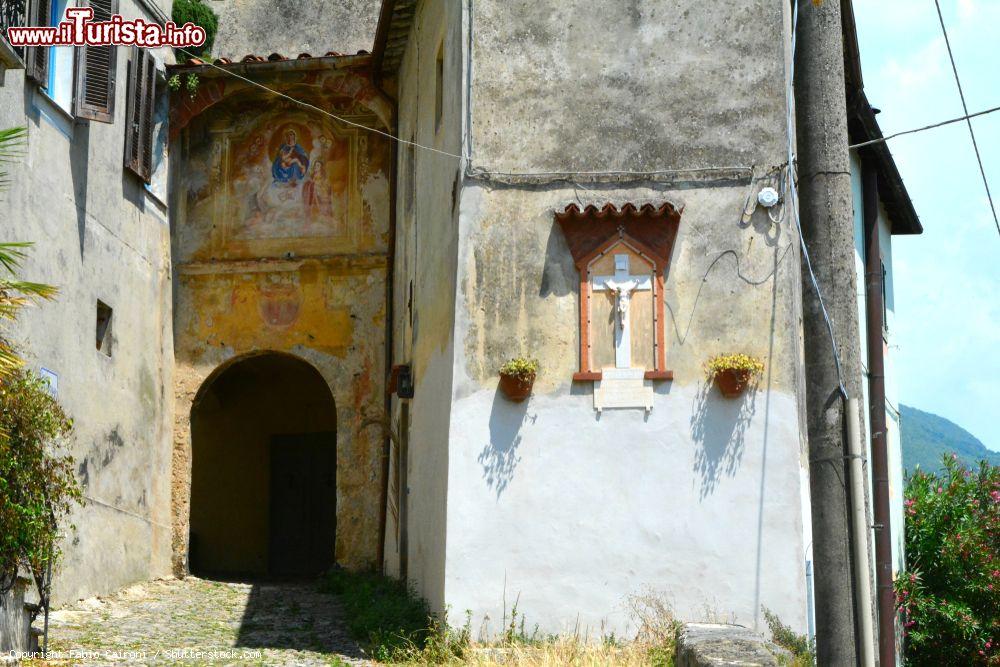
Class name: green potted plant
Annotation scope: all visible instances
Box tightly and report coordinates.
[498,357,539,402]
[706,353,764,398]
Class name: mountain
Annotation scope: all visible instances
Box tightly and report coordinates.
[900,404,1000,475]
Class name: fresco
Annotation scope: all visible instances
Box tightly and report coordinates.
[225,110,356,241]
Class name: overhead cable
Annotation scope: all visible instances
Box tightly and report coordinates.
[931,0,1000,237]
[848,103,1000,150]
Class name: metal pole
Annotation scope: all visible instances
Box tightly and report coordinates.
[847,397,876,667]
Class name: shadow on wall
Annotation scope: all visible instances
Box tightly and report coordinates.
[690,380,758,499]
[479,387,536,499]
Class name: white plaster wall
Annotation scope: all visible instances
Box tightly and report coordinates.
[444,171,811,636]
[443,383,807,637]
[387,0,465,611]
[387,0,813,635]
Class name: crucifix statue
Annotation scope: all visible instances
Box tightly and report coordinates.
[592,253,652,369]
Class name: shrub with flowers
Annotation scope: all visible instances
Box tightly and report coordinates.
[895,454,999,665]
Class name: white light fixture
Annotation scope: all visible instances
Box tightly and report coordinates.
[757,187,780,208]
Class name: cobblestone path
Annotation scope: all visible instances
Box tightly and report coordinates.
[36,576,366,666]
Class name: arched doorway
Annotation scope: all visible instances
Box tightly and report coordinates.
[189,353,337,578]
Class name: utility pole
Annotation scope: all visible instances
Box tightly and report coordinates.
[794,1,867,664]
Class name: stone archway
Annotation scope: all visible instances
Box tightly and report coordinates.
[187,352,337,578]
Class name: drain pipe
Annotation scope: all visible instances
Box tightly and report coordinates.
[846,397,876,667]
[862,158,897,666]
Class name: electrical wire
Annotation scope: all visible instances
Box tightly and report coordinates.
[931,0,1000,237]
[787,0,849,400]
[174,47,759,184]
[174,46,471,162]
[848,103,1000,150]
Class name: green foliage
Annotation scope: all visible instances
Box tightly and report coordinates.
[0,126,27,193]
[171,0,217,60]
[0,243,58,377]
[895,454,999,665]
[167,74,182,91]
[901,404,1000,475]
[762,607,815,666]
[499,357,539,380]
[319,568,454,662]
[705,353,765,377]
[0,367,81,596]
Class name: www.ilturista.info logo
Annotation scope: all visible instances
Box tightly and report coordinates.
[6,7,205,48]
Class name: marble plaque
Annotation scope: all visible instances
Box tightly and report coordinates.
[594,367,653,413]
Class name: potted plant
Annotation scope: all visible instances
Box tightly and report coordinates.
[706,353,765,398]
[498,357,539,402]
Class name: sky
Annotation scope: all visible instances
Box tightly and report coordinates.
[853,0,1000,450]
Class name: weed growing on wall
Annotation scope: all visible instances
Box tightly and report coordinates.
[895,455,999,665]
[762,606,815,666]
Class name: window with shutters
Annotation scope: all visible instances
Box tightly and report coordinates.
[123,46,156,182]
[23,0,118,123]
[73,0,118,123]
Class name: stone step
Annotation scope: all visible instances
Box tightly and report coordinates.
[675,623,791,667]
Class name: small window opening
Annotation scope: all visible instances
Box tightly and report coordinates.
[434,41,444,131]
[96,300,113,356]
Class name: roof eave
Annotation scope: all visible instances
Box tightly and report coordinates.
[167,53,372,77]
[848,92,924,236]
[842,0,922,236]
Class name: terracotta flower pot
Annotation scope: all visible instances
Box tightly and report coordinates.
[714,368,753,398]
[499,372,535,402]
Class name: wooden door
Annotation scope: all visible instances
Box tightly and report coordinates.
[268,432,336,577]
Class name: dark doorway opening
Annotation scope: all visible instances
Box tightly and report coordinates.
[269,433,337,576]
[189,353,337,579]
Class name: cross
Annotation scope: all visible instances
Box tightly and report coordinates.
[592,253,652,369]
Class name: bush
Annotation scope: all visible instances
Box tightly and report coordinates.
[895,455,999,665]
[172,0,218,60]
[0,367,80,601]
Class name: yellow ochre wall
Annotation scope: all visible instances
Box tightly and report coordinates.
[169,64,391,574]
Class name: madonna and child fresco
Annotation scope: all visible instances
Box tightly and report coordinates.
[220,111,354,241]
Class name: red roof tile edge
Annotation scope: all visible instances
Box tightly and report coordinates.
[181,50,371,68]
[555,202,680,221]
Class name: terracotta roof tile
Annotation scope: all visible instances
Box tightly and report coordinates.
[183,50,371,68]
[556,202,680,221]
[555,202,682,268]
